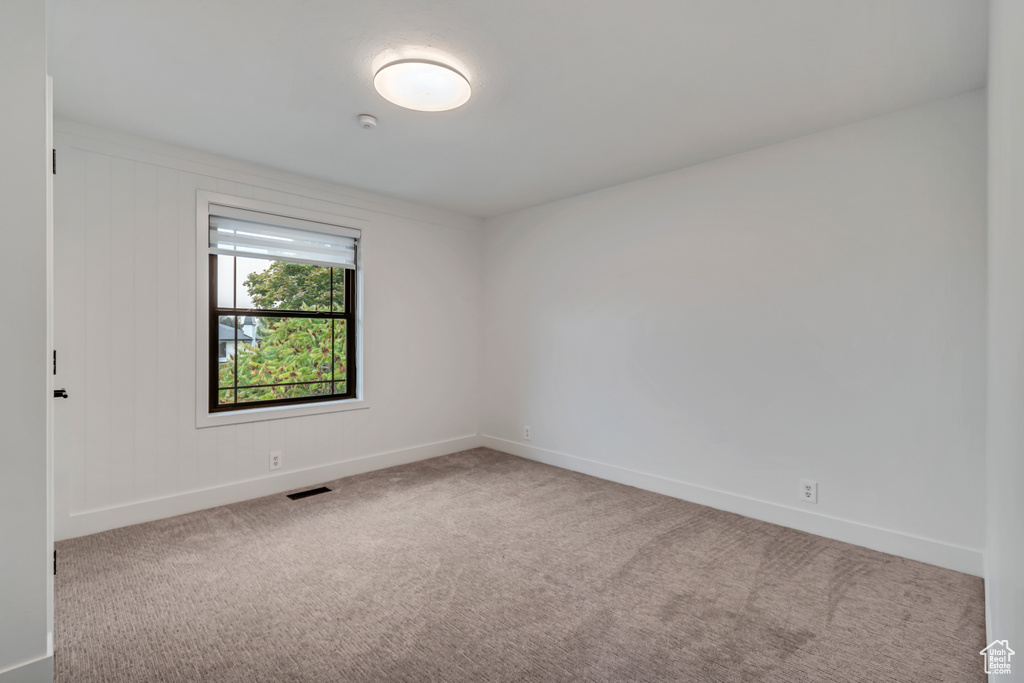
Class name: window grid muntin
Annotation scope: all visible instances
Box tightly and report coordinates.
[209,254,356,413]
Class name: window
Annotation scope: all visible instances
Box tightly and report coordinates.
[206,202,360,414]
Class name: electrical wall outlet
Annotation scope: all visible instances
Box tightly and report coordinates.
[523,425,531,441]
[800,479,817,504]
[269,451,283,471]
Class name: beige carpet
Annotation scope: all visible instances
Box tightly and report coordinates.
[55,448,986,682]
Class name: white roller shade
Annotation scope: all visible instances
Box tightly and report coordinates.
[209,205,359,269]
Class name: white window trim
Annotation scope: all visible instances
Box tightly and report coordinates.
[194,190,368,428]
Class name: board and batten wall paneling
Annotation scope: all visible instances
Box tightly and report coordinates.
[53,122,482,539]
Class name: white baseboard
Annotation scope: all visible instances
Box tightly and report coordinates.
[59,433,984,577]
[481,435,984,577]
[0,655,53,683]
[59,435,484,540]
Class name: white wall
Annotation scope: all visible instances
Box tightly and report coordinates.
[53,122,482,539]
[481,91,987,575]
[0,0,53,681]
[986,1,1024,670]
[52,83,990,583]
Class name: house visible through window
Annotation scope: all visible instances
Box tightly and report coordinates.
[208,206,359,412]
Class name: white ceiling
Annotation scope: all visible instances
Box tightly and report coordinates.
[48,0,988,218]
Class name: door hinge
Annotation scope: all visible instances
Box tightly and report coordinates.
[52,149,56,175]
[53,349,57,375]
[53,550,57,576]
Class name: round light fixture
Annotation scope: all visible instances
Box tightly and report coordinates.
[373,59,471,112]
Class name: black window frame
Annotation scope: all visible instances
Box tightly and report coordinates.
[208,254,357,413]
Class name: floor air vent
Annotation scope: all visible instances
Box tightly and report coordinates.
[286,486,331,501]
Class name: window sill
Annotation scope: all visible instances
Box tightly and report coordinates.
[195,397,368,429]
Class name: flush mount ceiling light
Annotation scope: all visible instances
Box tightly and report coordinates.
[373,59,472,112]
